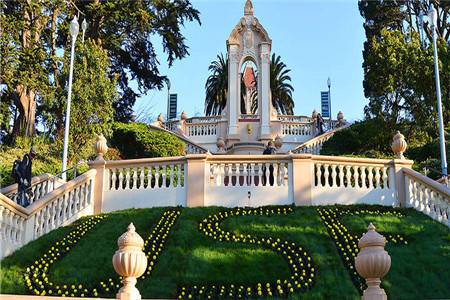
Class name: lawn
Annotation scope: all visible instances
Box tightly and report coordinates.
[0,205,449,300]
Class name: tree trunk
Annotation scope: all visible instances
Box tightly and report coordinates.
[15,85,36,137]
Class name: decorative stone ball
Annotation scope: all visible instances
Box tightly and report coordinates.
[391,131,407,159]
[274,135,283,149]
[181,111,187,120]
[312,109,318,119]
[95,134,108,160]
[355,223,391,281]
[216,137,225,151]
[337,111,344,122]
[157,113,164,123]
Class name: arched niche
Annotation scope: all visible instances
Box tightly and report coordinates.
[239,58,258,115]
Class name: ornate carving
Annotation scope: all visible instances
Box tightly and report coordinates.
[244,29,253,49]
[244,0,254,16]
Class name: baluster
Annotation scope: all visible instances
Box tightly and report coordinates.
[316,163,322,187]
[125,168,130,190]
[242,163,248,186]
[277,163,284,186]
[130,167,136,189]
[344,166,352,188]
[360,166,367,188]
[330,165,337,187]
[110,168,116,190]
[177,164,183,187]
[147,166,156,189]
[118,169,124,190]
[218,164,224,186]
[169,165,174,187]
[0,206,5,241]
[272,162,278,186]
[155,165,160,188]
[323,164,330,187]
[338,165,344,187]
[352,166,359,188]
[382,167,388,189]
[367,166,374,189]
[139,167,145,189]
[162,165,167,187]
[374,167,381,188]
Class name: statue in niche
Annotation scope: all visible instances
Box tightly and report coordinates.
[240,62,258,115]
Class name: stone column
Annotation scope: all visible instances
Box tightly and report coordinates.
[355,223,391,300]
[185,153,209,207]
[390,131,413,207]
[259,43,271,140]
[113,223,147,300]
[227,43,240,140]
[88,134,109,214]
[291,154,314,206]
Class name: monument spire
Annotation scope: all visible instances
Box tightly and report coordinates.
[244,0,254,16]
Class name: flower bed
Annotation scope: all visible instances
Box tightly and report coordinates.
[24,209,180,297]
[317,206,408,293]
[179,206,316,299]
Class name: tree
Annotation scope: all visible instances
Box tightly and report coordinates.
[0,0,201,141]
[77,0,201,122]
[204,54,228,116]
[204,53,295,116]
[359,0,449,137]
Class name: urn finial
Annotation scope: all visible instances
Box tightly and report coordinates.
[95,134,108,161]
[355,223,391,300]
[391,131,407,160]
[112,223,147,300]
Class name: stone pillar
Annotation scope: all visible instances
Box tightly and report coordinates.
[355,223,391,300]
[390,131,413,207]
[260,43,271,140]
[185,154,209,207]
[291,154,314,206]
[88,134,109,214]
[227,43,240,140]
[113,223,147,300]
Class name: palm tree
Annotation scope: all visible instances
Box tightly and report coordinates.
[270,53,294,115]
[204,54,228,116]
[204,53,295,116]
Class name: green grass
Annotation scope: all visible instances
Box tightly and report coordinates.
[0,205,449,300]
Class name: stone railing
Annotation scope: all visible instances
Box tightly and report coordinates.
[90,153,418,211]
[277,115,313,123]
[186,122,218,137]
[0,169,96,258]
[281,121,315,137]
[0,173,64,205]
[291,123,350,154]
[404,168,450,227]
[185,115,223,124]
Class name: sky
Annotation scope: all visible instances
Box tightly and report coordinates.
[133,0,368,123]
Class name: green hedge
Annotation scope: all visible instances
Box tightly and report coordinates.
[110,123,185,159]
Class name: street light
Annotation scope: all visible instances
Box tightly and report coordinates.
[428,3,448,178]
[81,18,87,43]
[166,78,171,120]
[61,16,79,181]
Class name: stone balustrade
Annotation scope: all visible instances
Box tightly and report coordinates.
[0,169,96,258]
[1,173,64,205]
[186,123,218,137]
[281,122,314,136]
[404,168,450,227]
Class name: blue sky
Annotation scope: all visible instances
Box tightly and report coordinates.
[134,0,368,122]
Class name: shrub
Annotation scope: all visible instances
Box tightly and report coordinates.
[110,123,185,159]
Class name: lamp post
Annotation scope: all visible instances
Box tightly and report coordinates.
[61,16,79,181]
[418,11,425,48]
[327,77,332,129]
[428,3,448,178]
[81,18,87,43]
[166,79,171,120]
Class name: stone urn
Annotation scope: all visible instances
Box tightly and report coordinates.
[112,223,147,300]
[274,135,283,149]
[355,223,391,300]
[216,137,226,152]
[157,113,164,123]
[181,111,187,120]
[95,134,108,161]
[312,109,318,119]
[391,131,407,160]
